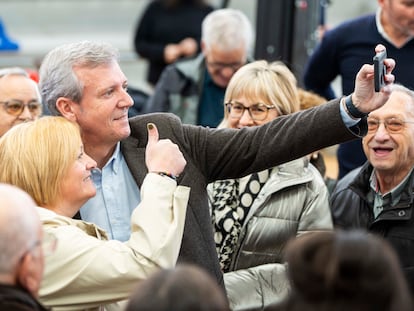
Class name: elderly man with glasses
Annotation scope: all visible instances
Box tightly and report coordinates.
[0,67,42,137]
[330,84,414,296]
[144,8,253,128]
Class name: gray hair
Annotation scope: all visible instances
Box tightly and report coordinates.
[39,41,119,116]
[0,184,40,274]
[202,8,254,54]
[0,67,29,78]
[387,84,414,117]
[389,83,414,102]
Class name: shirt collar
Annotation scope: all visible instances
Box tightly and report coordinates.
[369,167,414,206]
[103,142,122,174]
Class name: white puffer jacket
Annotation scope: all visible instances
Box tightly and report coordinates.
[209,157,333,310]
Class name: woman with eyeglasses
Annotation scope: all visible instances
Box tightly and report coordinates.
[207,60,333,311]
[0,116,190,310]
[0,67,42,137]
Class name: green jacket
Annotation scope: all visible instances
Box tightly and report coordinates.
[145,54,205,125]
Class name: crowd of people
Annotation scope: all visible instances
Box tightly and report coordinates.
[1,2,414,311]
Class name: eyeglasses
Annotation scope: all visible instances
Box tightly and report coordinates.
[206,61,243,72]
[225,102,276,121]
[0,99,42,116]
[367,117,414,134]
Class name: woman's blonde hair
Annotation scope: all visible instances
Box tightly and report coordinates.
[220,60,299,128]
[0,116,82,206]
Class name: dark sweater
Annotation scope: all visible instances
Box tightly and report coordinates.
[0,284,48,311]
[133,0,213,85]
[303,14,414,178]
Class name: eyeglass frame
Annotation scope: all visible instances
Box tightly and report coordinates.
[225,101,276,121]
[367,116,414,134]
[0,99,42,117]
[206,61,244,72]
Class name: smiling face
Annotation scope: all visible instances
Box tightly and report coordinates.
[71,61,133,149]
[203,43,247,88]
[0,75,41,137]
[59,145,97,215]
[222,61,299,129]
[363,90,414,181]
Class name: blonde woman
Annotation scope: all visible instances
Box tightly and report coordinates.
[208,60,333,310]
[0,116,189,311]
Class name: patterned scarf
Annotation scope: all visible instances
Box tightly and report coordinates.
[210,170,270,272]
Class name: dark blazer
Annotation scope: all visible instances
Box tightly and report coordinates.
[121,98,362,287]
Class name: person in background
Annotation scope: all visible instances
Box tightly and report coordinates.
[298,88,338,193]
[208,60,333,310]
[303,0,414,179]
[0,183,48,311]
[39,39,394,290]
[271,230,413,311]
[144,8,254,127]
[0,116,189,310]
[125,264,230,311]
[330,84,414,295]
[0,67,42,137]
[133,0,213,87]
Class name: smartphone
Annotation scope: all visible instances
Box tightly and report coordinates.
[373,50,387,92]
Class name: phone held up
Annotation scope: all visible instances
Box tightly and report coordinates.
[373,49,387,92]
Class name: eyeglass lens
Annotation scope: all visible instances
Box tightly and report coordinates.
[227,103,270,121]
[367,118,406,133]
[1,100,42,116]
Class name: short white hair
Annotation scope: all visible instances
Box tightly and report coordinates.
[202,8,254,54]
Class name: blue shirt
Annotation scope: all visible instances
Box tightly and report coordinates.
[197,70,225,127]
[80,143,140,241]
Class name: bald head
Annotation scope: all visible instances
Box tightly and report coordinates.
[0,184,42,290]
[0,183,37,211]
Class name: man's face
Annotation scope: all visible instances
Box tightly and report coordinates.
[203,43,246,88]
[0,75,41,137]
[380,0,414,40]
[363,91,414,180]
[71,61,133,148]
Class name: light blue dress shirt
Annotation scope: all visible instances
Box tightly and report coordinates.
[80,142,140,241]
[339,97,361,127]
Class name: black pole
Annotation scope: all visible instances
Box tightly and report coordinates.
[219,0,230,9]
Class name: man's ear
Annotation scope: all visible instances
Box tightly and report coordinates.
[201,40,207,56]
[16,253,39,297]
[56,97,78,122]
